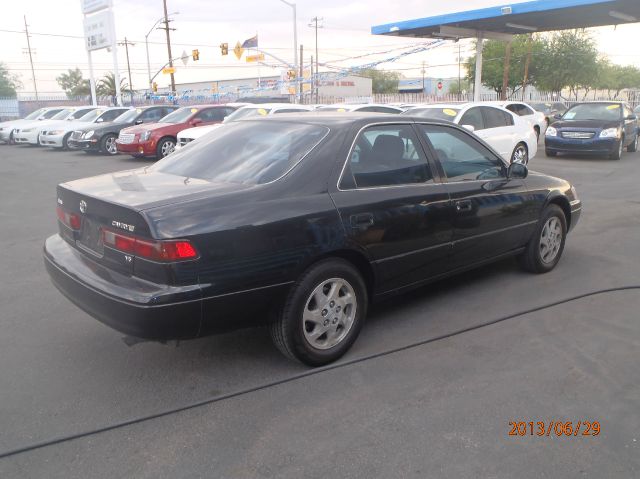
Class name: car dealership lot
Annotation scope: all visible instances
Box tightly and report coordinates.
[0,146,638,477]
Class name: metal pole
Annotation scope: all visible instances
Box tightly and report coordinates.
[87,50,97,106]
[108,10,122,106]
[314,17,319,104]
[120,38,134,105]
[279,1,299,103]
[310,55,314,103]
[299,44,304,103]
[145,35,152,90]
[23,16,39,103]
[458,43,461,101]
[473,33,484,102]
[162,0,176,94]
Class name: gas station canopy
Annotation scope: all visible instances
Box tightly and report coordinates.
[371,0,640,101]
[372,0,640,39]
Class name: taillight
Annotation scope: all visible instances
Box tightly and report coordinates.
[102,228,198,262]
[56,206,81,230]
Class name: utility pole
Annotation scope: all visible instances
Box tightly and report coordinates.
[119,37,135,105]
[310,55,314,102]
[501,40,512,101]
[457,43,462,101]
[161,0,176,93]
[310,17,322,104]
[23,16,39,103]
[421,61,426,96]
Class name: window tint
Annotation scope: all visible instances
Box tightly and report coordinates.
[506,103,533,116]
[273,108,309,114]
[502,110,514,126]
[196,108,227,122]
[153,122,328,185]
[340,124,432,189]
[418,124,505,182]
[43,109,64,119]
[482,107,509,129]
[70,108,96,119]
[404,107,460,121]
[139,108,164,122]
[100,109,128,122]
[459,107,484,130]
[373,106,401,114]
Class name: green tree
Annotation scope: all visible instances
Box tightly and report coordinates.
[448,78,469,96]
[96,72,132,98]
[0,63,21,97]
[56,68,91,98]
[465,35,545,96]
[358,69,402,94]
[534,30,598,98]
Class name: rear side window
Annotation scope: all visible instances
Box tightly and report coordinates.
[459,107,484,131]
[482,107,509,129]
[340,124,432,189]
[153,122,328,185]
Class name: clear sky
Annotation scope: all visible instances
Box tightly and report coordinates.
[1,0,638,94]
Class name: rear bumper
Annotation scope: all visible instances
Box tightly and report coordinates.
[44,234,202,340]
[545,136,618,154]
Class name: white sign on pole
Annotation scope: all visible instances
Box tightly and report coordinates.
[81,0,112,15]
[83,9,114,51]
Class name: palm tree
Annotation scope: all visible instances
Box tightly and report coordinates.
[96,72,132,102]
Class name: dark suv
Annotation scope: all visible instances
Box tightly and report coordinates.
[68,106,178,155]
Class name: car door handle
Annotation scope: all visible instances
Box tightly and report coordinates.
[455,200,473,212]
[350,213,374,228]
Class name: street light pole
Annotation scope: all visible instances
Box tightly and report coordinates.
[309,17,322,104]
[161,0,176,94]
[145,11,178,91]
[279,0,299,103]
[119,37,135,105]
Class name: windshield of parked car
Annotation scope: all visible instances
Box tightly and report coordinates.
[159,107,196,123]
[315,106,349,112]
[223,107,273,122]
[24,108,46,120]
[562,103,622,121]
[112,109,141,123]
[530,103,551,112]
[153,121,329,185]
[404,107,460,121]
[76,109,104,123]
[50,109,73,120]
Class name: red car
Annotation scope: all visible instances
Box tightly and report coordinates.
[115,104,238,159]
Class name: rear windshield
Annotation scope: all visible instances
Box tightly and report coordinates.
[404,107,460,121]
[563,103,622,121]
[153,121,329,185]
[223,107,273,122]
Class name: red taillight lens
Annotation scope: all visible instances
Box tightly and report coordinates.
[102,228,198,262]
[56,206,81,230]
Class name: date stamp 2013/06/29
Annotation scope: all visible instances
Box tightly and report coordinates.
[509,420,601,437]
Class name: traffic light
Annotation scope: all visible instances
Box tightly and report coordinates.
[220,43,228,56]
[152,82,158,92]
[286,70,296,80]
[192,49,200,61]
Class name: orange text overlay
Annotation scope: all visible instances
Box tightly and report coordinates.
[508,421,601,437]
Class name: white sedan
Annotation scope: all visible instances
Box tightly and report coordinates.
[13,106,97,146]
[486,101,547,140]
[0,107,66,144]
[403,103,537,164]
[39,107,130,150]
[176,103,313,149]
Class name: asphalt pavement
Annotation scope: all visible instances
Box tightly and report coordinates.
[0,144,638,478]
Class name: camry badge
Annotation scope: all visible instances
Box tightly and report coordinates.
[79,200,87,214]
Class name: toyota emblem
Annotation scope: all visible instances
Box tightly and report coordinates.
[79,200,87,214]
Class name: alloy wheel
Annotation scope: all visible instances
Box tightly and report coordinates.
[512,144,528,165]
[302,277,357,350]
[105,136,117,155]
[161,140,175,157]
[539,216,563,264]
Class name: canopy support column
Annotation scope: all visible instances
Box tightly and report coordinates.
[473,33,484,102]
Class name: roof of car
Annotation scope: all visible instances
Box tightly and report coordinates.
[237,103,312,109]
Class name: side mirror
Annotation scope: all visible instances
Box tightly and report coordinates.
[553,113,562,120]
[462,124,475,132]
[508,162,528,179]
[625,114,637,121]
[96,118,104,123]
[135,119,143,125]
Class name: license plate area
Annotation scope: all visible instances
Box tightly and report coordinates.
[78,218,104,256]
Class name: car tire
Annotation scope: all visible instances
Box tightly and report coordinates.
[545,149,557,157]
[627,133,638,152]
[156,137,176,159]
[610,138,624,160]
[519,204,567,274]
[269,258,368,366]
[511,142,529,165]
[62,132,72,151]
[100,134,118,155]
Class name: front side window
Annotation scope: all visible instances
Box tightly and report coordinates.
[340,124,432,189]
[24,108,46,120]
[69,108,95,120]
[99,109,129,122]
[459,107,484,131]
[418,124,505,182]
[42,109,64,119]
[51,109,73,120]
[195,108,226,122]
[153,121,328,185]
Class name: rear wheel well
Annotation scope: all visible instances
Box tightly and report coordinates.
[547,196,571,230]
[306,250,375,301]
